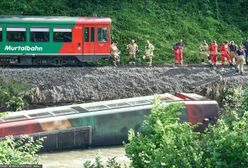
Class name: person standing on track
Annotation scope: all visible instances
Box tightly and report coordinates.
[110,42,120,66]
[199,40,209,64]
[209,41,218,66]
[220,41,233,66]
[127,39,138,65]
[143,40,155,66]
[173,39,184,65]
[243,38,248,64]
[229,41,238,64]
[236,45,246,75]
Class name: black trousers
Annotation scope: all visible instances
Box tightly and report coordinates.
[246,53,248,64]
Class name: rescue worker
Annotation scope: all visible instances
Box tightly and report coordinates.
[244,38,248,64]
[143,40,155,66]
[110,42,120,66]
[173,39,184,64]
[229,41,238,64]
[220,41,233,66]
[209,41,218,66]
[199,40,209,64]
[127,39,138,65]
[236,45,246,75]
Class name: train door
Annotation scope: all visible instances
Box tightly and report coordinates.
[95,26,110,56]
[83,27,95,60]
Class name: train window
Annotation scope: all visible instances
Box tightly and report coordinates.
[3,115,27,122]
[53,28,72,42]
[52,109,77,116]
[97,27,108,42]
[30,27,49,42]
[91,27,95,42]
[28,112,53,118]
[84,105,109,112]
[129,100,152,106]
[71,106,88,113]
[0,27,2,42]
[7,27,26,42]
[84,27,89,42]
[107,102,130,109]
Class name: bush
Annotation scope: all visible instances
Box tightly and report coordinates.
[242,87,248,113]
[0,78,28,111]
[0,136,43,164]
[6,96,25,112]
[201,112,248,168]
[83,155,127,168]
[125,97,202,168]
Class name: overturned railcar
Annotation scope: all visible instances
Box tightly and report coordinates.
[0,93,218,152]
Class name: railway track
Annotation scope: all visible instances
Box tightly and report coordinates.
[0,63,247,69]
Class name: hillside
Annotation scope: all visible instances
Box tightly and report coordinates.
[0,0,247,64]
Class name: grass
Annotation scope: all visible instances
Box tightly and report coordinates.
[0,0,247,64]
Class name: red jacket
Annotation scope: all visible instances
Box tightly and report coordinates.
[210,43,218,55]
[220,43,229,55]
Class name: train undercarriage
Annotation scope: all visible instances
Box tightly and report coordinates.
[0,55,109,66]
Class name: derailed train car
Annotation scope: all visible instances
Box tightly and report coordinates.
[0,93,218,152]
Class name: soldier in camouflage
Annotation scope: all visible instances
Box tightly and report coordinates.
[127,39,138,65]
[143,40,155,66]
[236,45,246,75]
[110,42,120,66]
[199,40,209,64]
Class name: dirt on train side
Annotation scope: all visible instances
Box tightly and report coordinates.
[0,65,247,108]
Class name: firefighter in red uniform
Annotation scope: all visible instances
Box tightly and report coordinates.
[173,39,184,64]
[209,41,218,66]
[220,41,233,65]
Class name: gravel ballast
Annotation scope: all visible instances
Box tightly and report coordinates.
[0,65,247,108]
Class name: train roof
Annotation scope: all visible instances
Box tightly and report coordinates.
[0,16,112,25]
[0,93,184,123]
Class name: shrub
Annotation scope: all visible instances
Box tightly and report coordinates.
[83,155,126,168]
[0,78,28,111]
[0,136,43,164]
[6,96,25,111]
[242,87,248,113]
[201,112,248,168]
[125,97,202,168]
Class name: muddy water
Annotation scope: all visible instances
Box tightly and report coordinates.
[39,146,130,168]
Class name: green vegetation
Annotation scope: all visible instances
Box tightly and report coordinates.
[0,78,28,112]
[0,0,247,64]
[83,155,127,168]
[0,136,43,164]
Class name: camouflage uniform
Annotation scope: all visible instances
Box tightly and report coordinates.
[199,41,209,63]
[229,41,238,64]
[127,40,138,64]
[236,46,246,75]
[110,43,120,66]
[143,40,155,66]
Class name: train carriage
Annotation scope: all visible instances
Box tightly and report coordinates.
[0,93,219,152]
[0,16,112,65]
